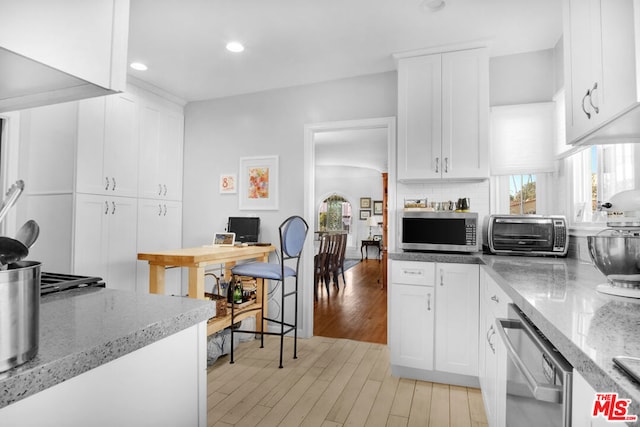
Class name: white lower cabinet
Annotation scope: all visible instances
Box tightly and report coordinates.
[389,260,479,382]
[572,370,613,427]
[74,193,138,292]
[479,267,510,427]
[136,199,183,295]
[434,263,480,376]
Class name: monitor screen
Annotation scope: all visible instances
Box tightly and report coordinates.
[228,217,260,243]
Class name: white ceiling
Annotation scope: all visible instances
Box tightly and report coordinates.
[127,0,563,102]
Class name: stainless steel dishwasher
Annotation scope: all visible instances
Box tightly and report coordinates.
[496,304,573,427]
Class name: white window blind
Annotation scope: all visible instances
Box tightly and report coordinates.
[490,102,556,175]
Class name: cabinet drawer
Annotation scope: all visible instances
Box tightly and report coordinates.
[484,271,511,318]
[391,261,435,286]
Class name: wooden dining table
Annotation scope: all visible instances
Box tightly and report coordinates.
[138,244,276,335]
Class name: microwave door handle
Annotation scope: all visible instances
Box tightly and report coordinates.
[495,318,564,404]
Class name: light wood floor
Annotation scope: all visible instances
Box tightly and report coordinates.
[207,262,487,427]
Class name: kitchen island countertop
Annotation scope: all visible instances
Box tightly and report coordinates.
[0,287,214,409]
[390,251,640,422]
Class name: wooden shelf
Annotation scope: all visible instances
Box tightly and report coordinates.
[206,300,261,336]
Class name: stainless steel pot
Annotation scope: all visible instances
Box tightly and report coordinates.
[0,261,40,372]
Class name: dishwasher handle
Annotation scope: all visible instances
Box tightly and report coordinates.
[496,318,564,404]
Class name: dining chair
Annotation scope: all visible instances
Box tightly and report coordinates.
[314,233,331,300]
[229,215,309,368]
[330,233,348,288]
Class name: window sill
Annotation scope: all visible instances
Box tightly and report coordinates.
[568,223,608,237]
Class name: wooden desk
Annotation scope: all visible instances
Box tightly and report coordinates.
[138,244,275,336]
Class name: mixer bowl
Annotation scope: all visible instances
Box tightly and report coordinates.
[587,235,640,287]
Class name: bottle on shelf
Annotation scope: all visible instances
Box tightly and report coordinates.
[233,283,243,304]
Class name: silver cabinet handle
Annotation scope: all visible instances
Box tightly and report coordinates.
[491,295,500,303]
[486,324,496,354]
[111,177,116,191]
[402,268,424,276]
[427,292,431,311]
[158,184,163,196]
[158,204,162,216]
[440,269,444,286]
[104,201,109,215]
[163,204,167,216]
[444,157,449,173]
[435,157,440,173]
[105,177,110,191]
[163,184,168,196]
[111,201,116,215]
[581,89,592,119]
[589,82,600,114]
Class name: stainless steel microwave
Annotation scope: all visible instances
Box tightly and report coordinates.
[401,211,478,253]
[484,214,568,256]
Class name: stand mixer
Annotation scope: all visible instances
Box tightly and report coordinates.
[589,189,640,298]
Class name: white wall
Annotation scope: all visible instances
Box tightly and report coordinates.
[182,71,397,251]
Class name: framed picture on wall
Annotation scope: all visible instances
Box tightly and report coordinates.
[219,174,237,194]
[373,200,383,215]
[239,155,279,210]
[360,197,371,209]
[360,209,371,220]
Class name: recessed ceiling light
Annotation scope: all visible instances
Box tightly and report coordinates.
[130,62,148,71]
[226,41,245,53]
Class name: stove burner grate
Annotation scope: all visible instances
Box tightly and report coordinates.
[40,272,105,295]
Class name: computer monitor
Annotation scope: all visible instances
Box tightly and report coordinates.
[227,217,260,243]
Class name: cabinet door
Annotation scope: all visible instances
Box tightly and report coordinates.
[390,283,435,370]
[136,199,183,295]
[104,94,138,197]
[434,263,479,376]
[138,104,184,201]
[397,54,442,180]
[73,194,109,280]
[160,110,184,201]
[77,97,108,195]
[105,196,138,292]
[441,49,489,179]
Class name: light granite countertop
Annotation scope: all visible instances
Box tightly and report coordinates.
[0,287,214,409]
[390,251,640,423]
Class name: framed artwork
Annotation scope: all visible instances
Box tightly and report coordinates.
[239,155,279,210]
[360,197,371,209]
[219,174,237,194]
[213,232,235,246]
[373,200,383,215]
[360,209,371,220]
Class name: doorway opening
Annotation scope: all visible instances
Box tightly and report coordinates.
[302,117,396,343]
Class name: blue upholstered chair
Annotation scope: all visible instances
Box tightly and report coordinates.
[229,215,309,368]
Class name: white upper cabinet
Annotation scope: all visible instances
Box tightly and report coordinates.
[396,47,489,181]
[138,100,184,201]
[563,0,640,144]
[76,94,139,197]
[0,0,129,112]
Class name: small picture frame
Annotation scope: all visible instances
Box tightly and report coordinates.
[360,210,371,220]
[219,174,237,194]
[360,197,371,209]
[213,232,235,246]
[373,234,382,242]
[373,200,383,215]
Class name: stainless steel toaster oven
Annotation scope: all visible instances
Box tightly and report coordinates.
[484,215,568,256]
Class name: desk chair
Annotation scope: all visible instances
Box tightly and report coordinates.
[229,215,309,368]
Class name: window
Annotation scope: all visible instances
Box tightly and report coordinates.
[510,174,537,214]
[318,195,352,233]
[569,143,636,223]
